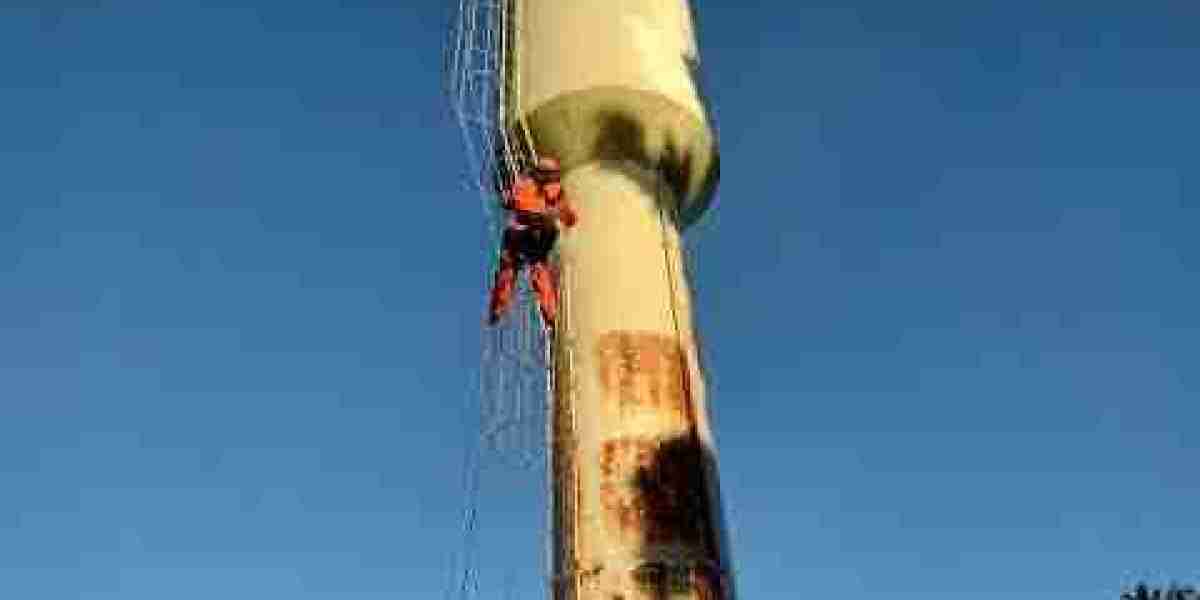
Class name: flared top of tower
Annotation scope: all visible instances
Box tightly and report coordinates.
[503,0,719,227]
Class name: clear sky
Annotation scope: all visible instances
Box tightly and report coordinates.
[1,2,1197,599]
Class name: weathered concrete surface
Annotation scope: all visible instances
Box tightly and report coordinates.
[508,2,730,598]
[548,163,730,600]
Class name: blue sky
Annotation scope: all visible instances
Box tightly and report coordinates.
[2,2,1197,598]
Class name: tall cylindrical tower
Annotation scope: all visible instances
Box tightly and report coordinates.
[504,2,730,599]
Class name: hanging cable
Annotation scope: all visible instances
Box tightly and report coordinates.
[655,159,732,597]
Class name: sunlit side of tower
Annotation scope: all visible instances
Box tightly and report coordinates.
[504,1,732,598]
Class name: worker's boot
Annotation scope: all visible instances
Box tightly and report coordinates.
[487,257,517,325]
[528,262,557,329]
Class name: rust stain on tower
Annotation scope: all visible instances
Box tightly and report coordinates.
[591,329,725,598]
[594,331,691,420]
[599,435,715,548]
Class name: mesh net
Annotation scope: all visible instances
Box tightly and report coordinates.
[445,0,548,469]
[445,1,553,598]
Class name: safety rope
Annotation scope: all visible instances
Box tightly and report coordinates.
[656,161,732,599]
[508,0,539,169]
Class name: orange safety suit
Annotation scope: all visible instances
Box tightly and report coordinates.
[486,169,577,329]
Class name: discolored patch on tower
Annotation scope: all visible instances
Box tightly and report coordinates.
[630,560,725,600]
[599,436,656,537]
[593,331,693,423]
[597,432,728,599]
[597,434,716,549]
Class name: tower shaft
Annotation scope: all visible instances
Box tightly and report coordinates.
[505,2,730,598]
[551,162,729,599]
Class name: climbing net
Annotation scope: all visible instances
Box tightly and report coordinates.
[444,1,554,599]
[445,0,549,469]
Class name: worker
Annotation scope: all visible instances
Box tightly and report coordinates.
[486,156,578,329]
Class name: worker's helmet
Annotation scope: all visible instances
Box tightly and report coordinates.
[533,156,561,182]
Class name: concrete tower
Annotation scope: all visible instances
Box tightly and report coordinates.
[504,2,732,598]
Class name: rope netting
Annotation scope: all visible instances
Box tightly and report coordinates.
[445,1,553,598]
[445,0,547,470]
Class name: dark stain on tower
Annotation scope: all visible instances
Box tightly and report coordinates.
[592,330,727,598]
